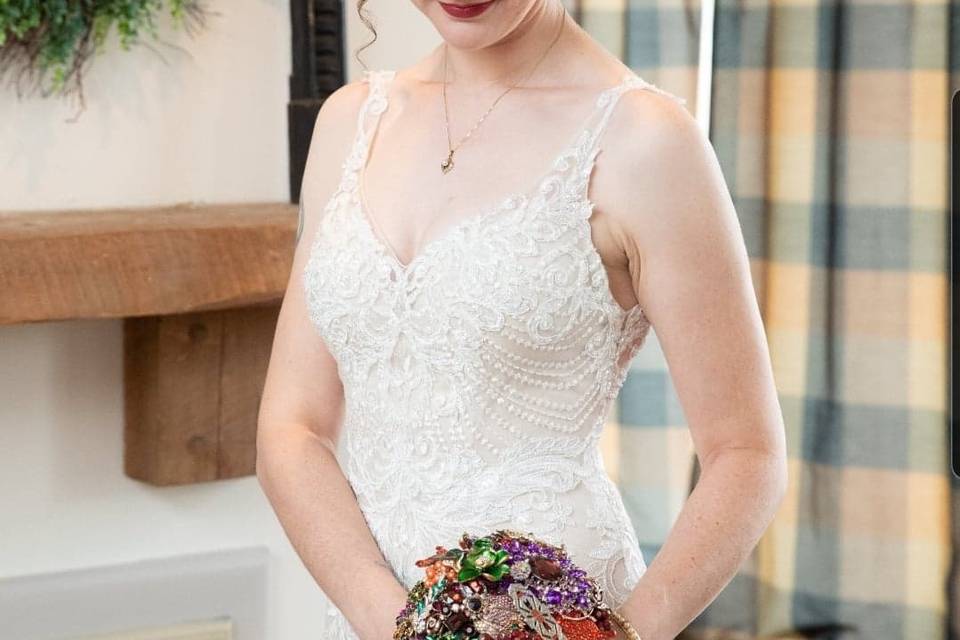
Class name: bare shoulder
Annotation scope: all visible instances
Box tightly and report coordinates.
[310,72,378,141]
[594,84,741,288]
[610,81,697,148]
[598,80,706,222]
[299,72,380,215]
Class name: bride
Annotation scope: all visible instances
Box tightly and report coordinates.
[256,1,787,639]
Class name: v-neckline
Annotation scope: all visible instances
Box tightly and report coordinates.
[354,70,640,275]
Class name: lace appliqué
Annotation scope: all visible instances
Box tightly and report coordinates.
[303,68,686,639]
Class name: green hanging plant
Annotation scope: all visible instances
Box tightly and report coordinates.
[0,1,207,103]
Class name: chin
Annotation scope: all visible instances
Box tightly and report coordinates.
[411,0,537,48]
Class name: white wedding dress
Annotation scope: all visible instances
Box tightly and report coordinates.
[302,68,686,639]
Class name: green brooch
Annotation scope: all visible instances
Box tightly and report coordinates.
[458,536,511,582]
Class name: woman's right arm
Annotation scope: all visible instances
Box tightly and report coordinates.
[256,79,408,640]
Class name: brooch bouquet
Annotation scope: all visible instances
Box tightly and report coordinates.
[392,529,636,640]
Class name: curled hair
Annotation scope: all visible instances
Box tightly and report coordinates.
[355,0,378,71]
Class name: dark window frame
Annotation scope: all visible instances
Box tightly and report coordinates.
[288,0,347,204]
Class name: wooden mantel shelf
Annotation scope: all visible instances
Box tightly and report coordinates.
[0,202,299,487]
[0,202,298,325]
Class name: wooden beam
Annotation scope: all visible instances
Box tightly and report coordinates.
[124,305,280,486]
[0,202,297,325]
[1,202,298,485]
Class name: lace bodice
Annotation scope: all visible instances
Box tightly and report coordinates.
[302,68,686,639]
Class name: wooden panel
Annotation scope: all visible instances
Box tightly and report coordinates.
[124,305,279,486]
[125,312,225,485]
[0,202,297,325]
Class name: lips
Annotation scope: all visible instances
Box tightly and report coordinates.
[438,0,496,19]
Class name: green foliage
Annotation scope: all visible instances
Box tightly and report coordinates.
[0,0,205,99]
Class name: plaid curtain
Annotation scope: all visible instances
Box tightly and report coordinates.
[576,0,959,638]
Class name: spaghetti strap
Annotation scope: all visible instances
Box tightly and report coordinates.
[356,69,396,160]
[339,69,396,196]
[578,72,687,167]
[560,71,687,205]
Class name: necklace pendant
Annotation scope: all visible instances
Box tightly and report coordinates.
[440,150,454,174]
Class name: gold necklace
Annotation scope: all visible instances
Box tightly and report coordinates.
[439,8,566,174]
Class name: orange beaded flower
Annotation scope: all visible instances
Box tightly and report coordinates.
[558,615,617,640]
[415,545,461,587]
[424,558,459,587]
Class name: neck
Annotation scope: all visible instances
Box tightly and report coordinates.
[438,1,571,89]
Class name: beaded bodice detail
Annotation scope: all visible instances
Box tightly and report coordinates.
[302,68,686,639]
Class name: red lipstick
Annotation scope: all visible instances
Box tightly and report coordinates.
[439,0,496,19]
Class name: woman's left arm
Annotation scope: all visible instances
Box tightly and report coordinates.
[596,89,789,640]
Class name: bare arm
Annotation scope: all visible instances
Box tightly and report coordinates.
[256,80,408,640]
[595,91,788,640]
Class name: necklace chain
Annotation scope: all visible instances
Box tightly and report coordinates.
[440,8,567,174]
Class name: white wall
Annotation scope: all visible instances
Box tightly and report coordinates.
[0,2,437,638]
[1,1,291,211]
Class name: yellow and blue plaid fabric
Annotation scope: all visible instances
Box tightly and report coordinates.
[573,0,958,637]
